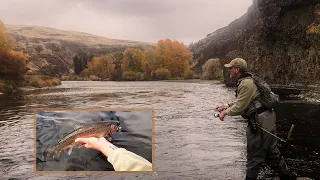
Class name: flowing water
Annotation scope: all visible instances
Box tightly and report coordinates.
[0,81,319,180]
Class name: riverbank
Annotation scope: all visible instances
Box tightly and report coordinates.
[297,85,320,103]
[0,75,61,94]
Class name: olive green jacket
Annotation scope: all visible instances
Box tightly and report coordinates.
[226,78,260,116]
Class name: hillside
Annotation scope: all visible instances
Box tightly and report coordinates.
[190,0,320,86]
[6,24,155,76]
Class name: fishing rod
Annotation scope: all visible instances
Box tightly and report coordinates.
[271,124,295,180]
[214,111,295,143]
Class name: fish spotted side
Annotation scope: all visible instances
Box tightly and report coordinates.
[43,120,121,161]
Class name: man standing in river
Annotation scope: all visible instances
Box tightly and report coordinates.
[216,58,292,180]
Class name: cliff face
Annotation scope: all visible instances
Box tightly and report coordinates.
[6,25,155,76]
[190,0,320,85]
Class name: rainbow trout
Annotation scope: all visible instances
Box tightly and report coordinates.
[44,121,121,161]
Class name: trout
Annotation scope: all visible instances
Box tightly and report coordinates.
[44,120,121,161]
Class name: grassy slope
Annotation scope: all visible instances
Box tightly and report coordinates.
[5,24,156,76]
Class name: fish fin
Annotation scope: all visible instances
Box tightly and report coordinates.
[78,143,85,148]
[63,145,74,155]
[66,147,73,155]
[73,123,85,130]
[53,151,61,162]
[107,136,112,142]
[43,147,55,160]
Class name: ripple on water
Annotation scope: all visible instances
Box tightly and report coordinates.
[0,81,318,179]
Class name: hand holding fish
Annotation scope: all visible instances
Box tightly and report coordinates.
[75,137,153,171]
[75,137,118,157]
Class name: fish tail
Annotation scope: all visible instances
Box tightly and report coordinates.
[44,147,61,162]
[53,151,61,162]
[43,147,55,158]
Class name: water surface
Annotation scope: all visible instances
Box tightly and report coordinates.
[0,81,319,179]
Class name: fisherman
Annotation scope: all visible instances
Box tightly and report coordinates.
[75,137,152,171]
[216,58,291,180]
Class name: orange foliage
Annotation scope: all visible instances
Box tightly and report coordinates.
[0,50,28,77]
[0,20,29,79]
[156,39,192,77]
[86,55,115,79]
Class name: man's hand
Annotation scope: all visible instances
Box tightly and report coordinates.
[215,104,228,112]
[75,137,118,157]
[219,110,227,121]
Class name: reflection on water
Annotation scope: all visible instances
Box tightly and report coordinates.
[0,81,319,179]
[36,110,152,171]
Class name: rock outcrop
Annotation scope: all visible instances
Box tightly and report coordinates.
[190,0,320,85]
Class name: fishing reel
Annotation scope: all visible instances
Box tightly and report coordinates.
[214,107,225,118]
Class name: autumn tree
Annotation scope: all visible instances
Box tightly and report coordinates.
[0,20,28,80]
[156,39,192,78]
[121,48,146,72]
[110,51,123,80]
[0,20,10,52]
[86,55,115,79]
[144,48,163,79]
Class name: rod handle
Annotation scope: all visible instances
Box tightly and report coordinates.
[287,124,295,139]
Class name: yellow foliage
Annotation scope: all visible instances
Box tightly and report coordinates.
[87,55,115,79]
[121,48,146,72]
[0,20,10,52]
[155,39,192,77]
[0,21,29,79]
[307,24,320,34]
[0,50,29,77]
[144,49,164,72]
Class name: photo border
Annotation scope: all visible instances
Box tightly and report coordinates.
[33,107,155,174]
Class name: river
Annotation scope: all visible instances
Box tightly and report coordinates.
[0,81,319,180]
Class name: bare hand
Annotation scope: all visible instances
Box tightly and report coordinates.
[215,104,228,112]
[75,137,107,151]
[75,137,118,157]
[219,111,227,121]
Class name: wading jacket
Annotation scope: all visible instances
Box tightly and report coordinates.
[225,73,260,118]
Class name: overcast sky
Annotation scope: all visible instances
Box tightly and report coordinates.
[0,0,253,44]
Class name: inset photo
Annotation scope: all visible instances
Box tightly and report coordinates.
[34,108,154,173]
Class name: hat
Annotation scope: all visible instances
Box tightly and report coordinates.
[224,58,247,69]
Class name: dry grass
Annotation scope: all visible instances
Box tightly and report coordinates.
[24,75,61,88]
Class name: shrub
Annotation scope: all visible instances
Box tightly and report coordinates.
[25,75,61,88]
[30,78,44,88]
[52,78,61,86]
[201,58,223,80]
[122,71,145,81]
[184,69,194,79]
[154,68,171,80]
[0,80,13,93]
[135,72,144,81]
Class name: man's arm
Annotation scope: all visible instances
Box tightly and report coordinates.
[226,79,257,116]
[107,148,152,171]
